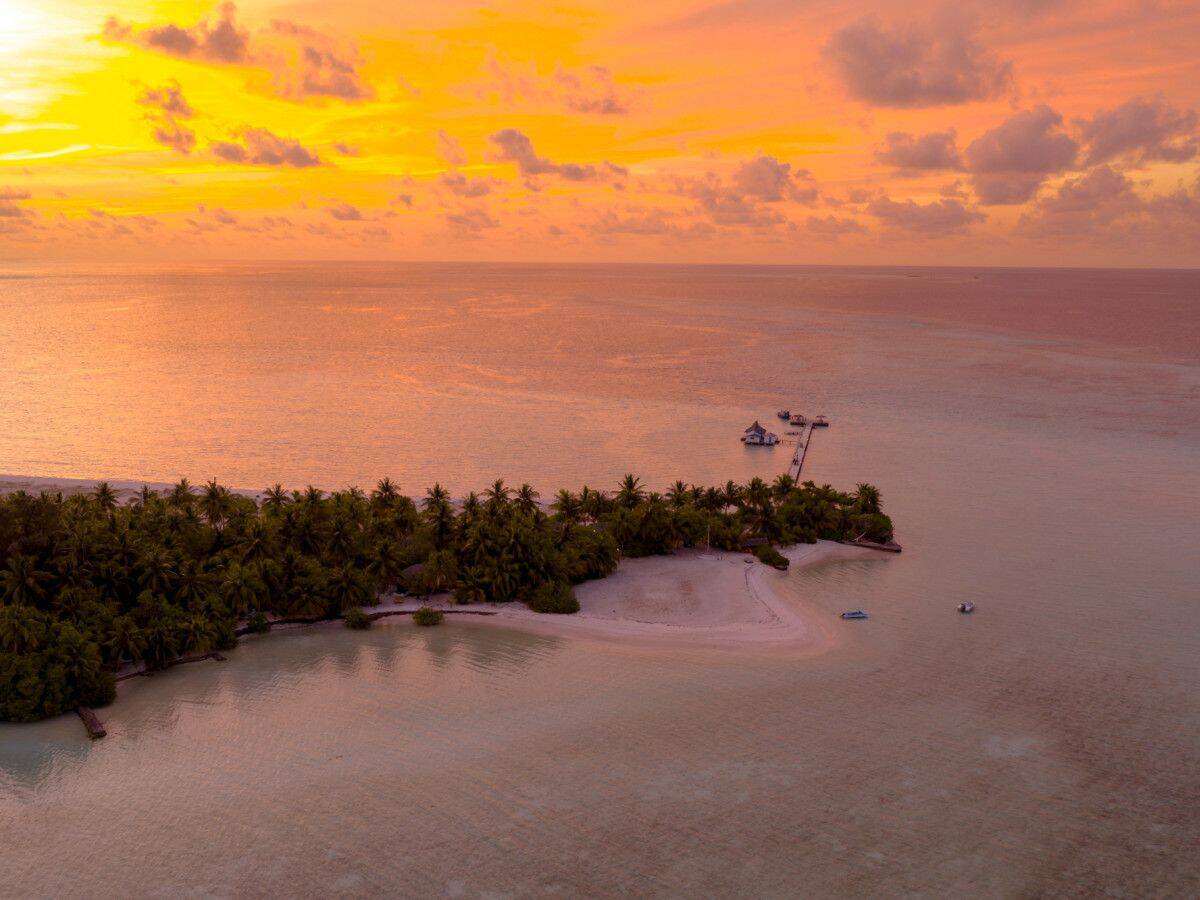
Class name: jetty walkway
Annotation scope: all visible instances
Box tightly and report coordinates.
[787,422,817,481]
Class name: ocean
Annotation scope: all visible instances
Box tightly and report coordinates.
[1,263,1198,896]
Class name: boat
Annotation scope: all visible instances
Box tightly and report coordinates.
[840,610,868,620]
[812,415,829,427]
[776,409,790,419]
[957,601,975,614]
[789,413,807,426]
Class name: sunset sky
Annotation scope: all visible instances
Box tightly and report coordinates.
[2,0,1198,265]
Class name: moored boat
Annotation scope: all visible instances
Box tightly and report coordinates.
[813,415,829,427]
[789,413,807,426]
[840,609,868,620]
[776,409,791,419]
[958,601,975,614]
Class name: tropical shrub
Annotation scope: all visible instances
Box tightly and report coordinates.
[753,544,790,570]
[412,606,443,626]
[527,580,579,614]
[247,612,271,634]
[343,608,371,630]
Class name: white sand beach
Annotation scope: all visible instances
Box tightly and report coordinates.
[364,541,873,652]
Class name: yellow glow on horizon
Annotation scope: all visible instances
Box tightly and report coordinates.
[0,0,1197,266]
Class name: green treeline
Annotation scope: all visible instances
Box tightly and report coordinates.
[0,474,892,722]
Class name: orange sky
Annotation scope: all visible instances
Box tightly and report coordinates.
[1,0,1198,265]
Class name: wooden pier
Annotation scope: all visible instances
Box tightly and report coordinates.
[787,422,818,481]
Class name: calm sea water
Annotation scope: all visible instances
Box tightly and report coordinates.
[1,263,1198,896]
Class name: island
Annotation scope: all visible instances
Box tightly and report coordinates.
[0,474,895,723]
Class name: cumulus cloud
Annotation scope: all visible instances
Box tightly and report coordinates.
[327,202,363,221]
[672,154,818,227]
[436,130,468,166]
[211,128,321,167]
[137,81,196,154]
[553,65,629,115]
[1018,166,1200,243]
[1078,96,1198,166]
[875,130,963,172]
[867,196,985,235]
[731,155,818,202]
[824,19,1012,107]
[439,171,494,198]
[267,19,372,101]
[0,186,33,219]
[965,105,1078,204]
[804,214,867,239]
[446,206,499,236]
[595,209,670,235]
[479,56,632,115]
[104,4,371,103]
[105,2,248,64]
[137,81,193,118]
[489,129,616,181]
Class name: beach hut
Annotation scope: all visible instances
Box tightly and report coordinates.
[741,421,779,446]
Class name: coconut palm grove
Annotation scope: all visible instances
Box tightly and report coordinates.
[0,475,892,722]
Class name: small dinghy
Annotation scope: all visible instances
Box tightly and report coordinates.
[957,601,975,614]
[840,609,868,620]
[776,409,791,419]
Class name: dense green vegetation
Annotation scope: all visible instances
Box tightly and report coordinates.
[0,474,891,722]
[412,607,443,627]
[753,544,790,570]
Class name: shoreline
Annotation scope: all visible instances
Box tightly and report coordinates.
[113,541,879,699]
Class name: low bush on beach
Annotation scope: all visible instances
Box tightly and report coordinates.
[527,580,580,614]
[0,473,893,721]
[412,606,443,626]
[754,544,790,570]
[343,609,371,630]
[247,612,271,634]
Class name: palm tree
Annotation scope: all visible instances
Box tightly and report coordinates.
[0,555,47,606]
[238,519,273,565]
[327,565,370,615]
[175,558,213,609]
[262,484,289,512]
[178,613,218,655]
[220,563,261,618]
[616,474,645,509]
[168,478,194,509]
[514,483,540,518]
[93,481,119,512]
[0,604,45,654]
[372,478,399,508]
[453,565,489,604]
[773,473,796,499]
[138,547,177,596]
[418,550,458,598]
[423,483,450,509]
[484,479,512,509]
[668,481,690,508]
[105,614,146,666]
[365,538,402,598]
[854,483,882,514]
[200,480,230,531]
[722,480,743,510]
